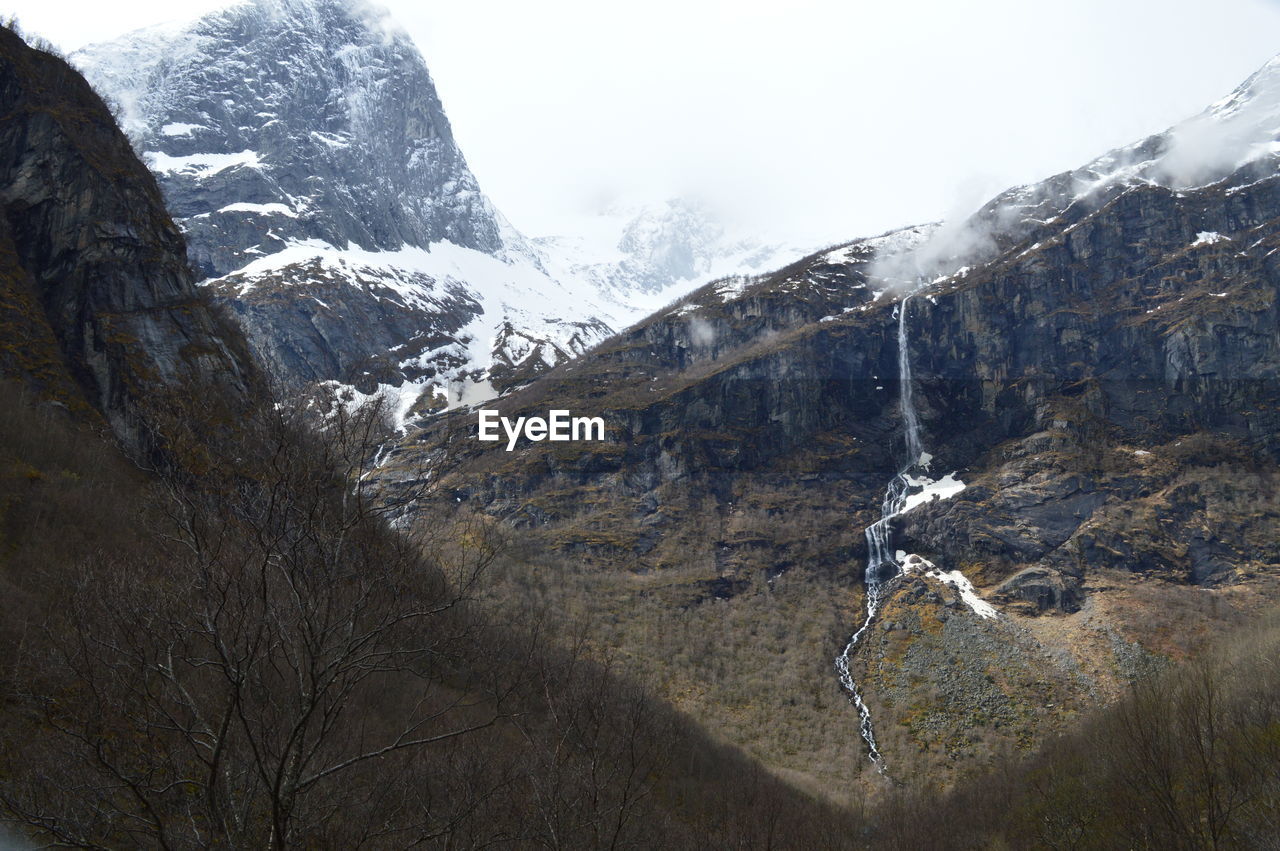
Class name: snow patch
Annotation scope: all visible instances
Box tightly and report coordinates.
[208,238,616,427]
[898,553,998,619]
[822,243,863,265]
[160,122,203,136]
[1192,231,1230,247]
[145,149,262,178]
[900,472,966,514]
[715,276,753,302]
[215,202,297,218]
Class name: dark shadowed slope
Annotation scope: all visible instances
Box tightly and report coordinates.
[0,24,252,451]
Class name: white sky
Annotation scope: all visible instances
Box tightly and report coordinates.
[10,0,1280,244]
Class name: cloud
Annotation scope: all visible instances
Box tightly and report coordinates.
[1155,103,1280,189]
[689,317,717,347]
[868,182,1010,290]
[871,219,997,291]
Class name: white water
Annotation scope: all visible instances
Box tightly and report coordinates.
[834,294,926,772]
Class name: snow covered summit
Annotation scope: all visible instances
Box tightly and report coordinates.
[538,198,799,303]
[76,0,523,275]
[74,0,617,420]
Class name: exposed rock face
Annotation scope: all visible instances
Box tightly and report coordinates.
[75,7,808,416]
[0,25,250,450]
[894,168,1280,591]
[397,54,1280,591]
[373,55,1280,791]
[215,257,480,394]
[74,0,511,278]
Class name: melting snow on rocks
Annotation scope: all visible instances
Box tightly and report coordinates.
[900,472,966,513]
[1192,231,1230,247]
[144,149,263,177]
[898,553,999,620]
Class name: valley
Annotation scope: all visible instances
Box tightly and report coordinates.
[1,0,1278,845]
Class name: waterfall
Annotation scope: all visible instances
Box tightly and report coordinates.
[897,296,923,467]
[835,294,925,771]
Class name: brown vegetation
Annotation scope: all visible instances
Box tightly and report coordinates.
[874,611,1280,849]
[0,380,861,847]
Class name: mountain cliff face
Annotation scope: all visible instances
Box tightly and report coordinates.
[375,56,1280,793]
[73,0,624,417]
[0,24,250,450]
[74,0,513,277]
[0,26,877,848]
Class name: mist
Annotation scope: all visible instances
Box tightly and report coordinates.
[10,0,1280,248]
[1157,56,1280,189]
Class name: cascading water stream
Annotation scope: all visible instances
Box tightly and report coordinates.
[835,293,925,771]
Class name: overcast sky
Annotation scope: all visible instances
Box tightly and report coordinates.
[10,0,1280,244]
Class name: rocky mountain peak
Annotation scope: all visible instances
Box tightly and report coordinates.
[537,197,801,303]
[1208,52,1280,120]
[74,0,519,278]
[865,50,1280,293]
[615,198,727,283]
[72,0,621,418]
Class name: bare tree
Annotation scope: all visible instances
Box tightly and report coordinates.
[1,390,516,848]
[514,633,671,850]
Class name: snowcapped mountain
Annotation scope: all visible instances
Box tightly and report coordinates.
[536,198,802,304]
[375,48,1280,796]
[73,0,806,423]
[75,0,517,275]
[1007,53,1280,210]
[868,53,1280,290]
[73,0,624,420]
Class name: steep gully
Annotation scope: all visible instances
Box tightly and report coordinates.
[834,293,925,773]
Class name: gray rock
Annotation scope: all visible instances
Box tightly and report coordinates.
[73,0,612,404]
[994,567,1082,614]
[75,0,509,277]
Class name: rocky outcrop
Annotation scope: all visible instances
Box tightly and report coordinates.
[994,567,1082,614]
[213,257,482,396]
[0,26,251,451]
